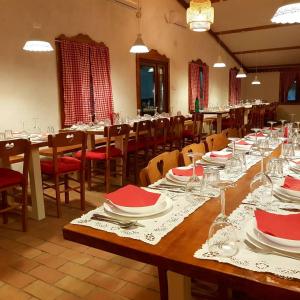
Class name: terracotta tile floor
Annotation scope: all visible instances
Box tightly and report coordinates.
[0,188,161,300]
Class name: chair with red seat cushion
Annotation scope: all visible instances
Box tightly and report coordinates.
[126,120,152,183]
[152,118,170,156]
[77,124,130,193]
[0,139,30,231]
[40,131,87,217]
[183,112,204,145]
[169,116,185,150]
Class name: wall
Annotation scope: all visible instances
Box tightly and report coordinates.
[0,0,238,132]
[241,71,300,120]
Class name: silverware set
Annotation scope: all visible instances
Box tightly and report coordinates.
[91,214,145,229]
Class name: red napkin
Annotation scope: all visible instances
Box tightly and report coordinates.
[210,152,232,159]
[236,140,251,145]
[284,126,288,138]
[282,176,300,191]
[172,166,204,177]
[105,185,160,207]
[255,209,300,240]
[250,132,265,137]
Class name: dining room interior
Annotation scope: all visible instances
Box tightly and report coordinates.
[0,0,300,299]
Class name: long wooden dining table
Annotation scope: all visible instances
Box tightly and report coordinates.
[63,146,300,300]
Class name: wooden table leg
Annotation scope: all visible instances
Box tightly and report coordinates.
[28,147,45,220]
[158,268,168,300]
[168,271,191,300]
[217,114,222,133]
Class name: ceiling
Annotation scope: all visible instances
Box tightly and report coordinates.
[177,0,300,72]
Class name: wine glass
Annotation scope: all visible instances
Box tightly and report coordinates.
[199,168,220,197]
[250,139,273,205]
[267,121,276,138]
[154,107,159,118]
[208,180,239,257]
[279,119,286,138]
[251,128,261,146]
[185,152,204,201]
[32,118,41,134]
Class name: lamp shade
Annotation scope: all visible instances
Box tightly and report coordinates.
[130,34,150,54]
[251,75,261,85]
[213,55,226,68]
[187,0,214,32]
[236,67,247,78]
[271,3,300,24]
[23,25,53,52]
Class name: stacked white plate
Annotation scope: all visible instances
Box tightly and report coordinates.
[104,191,173,218]
[245,133,268,141]
[290,159,300,174]
[201,151,232,165]
[246,220,300,255]
[166,166,203,184]
[273,185,300,203]
[228,139,254,151]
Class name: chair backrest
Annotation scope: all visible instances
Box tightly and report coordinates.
[104,124,131,156]
[222,128,240,138]
[146,150,180,184]
[133,120,152,147]
[0,139,30,180]
[152,118,170,144]
[48,131,87,173]
[169,115,185,143]
[181,143,206,166]
[192,113,204,137]
[206,133,228,151]
[139,167,150,187]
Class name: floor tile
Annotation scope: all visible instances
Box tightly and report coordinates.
[29,265,66,284]
[0,267,36,289]
[0,284,31,300]
[117,283,160,300]
[85,272,126,292]
[58,261,95,280]
[84,257,122,275]
[34,253,68,269]
[24,280,64,300]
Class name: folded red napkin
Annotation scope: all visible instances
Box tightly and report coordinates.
[236,140,251,145]
[105,185,160,207]
[250,132,265,137]
[172,166,204,176]
[210,152,232,159]
[282,176,300,191]
[255,209,300,240]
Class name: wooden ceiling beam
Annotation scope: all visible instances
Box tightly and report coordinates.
[215,23,299,35]
[247,63,300,73]
[234,46,300,55]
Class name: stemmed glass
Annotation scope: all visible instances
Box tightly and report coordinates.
[225,137,243,178]
[279,120,286,138]
[267,121,276,138]
[251,128,261,146]
[250,139,273,205]
[208,180,238,257]
[295,121,300,131]
[154,107,159,118]
[32,118,41,134]
[185,152,204,200]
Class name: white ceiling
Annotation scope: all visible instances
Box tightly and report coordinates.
[181,0,300,70]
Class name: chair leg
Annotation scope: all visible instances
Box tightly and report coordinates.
[21,184,28,232]
[87,160,92,191]
[80,171,85,211]
[1,191,8,224]
[134,152,138,183]
[105,159,111,193]
[64,174,69,204]
[54,175,61,217]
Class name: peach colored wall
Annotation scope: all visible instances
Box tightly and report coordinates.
[0,0,238,132]
[241,71,300,120]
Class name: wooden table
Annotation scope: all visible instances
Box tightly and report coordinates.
[201,111,229,133]
[63,147,300,300]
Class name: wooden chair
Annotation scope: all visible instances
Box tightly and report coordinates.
[138,167,149,187]
[127,120,152,182]
[206,133,228,151]
[41,131,87,217]
[144,150,180,184]
[152,118,170,155]
[0,139,30,231]
[79,124,130,193]
[222,128,240,139]
[181,143,206,166]
[183,113,204,144]
[168,116,185,150]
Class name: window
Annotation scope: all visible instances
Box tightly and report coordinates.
[279,70,300,104]
[188,59,209,112]
[56,34,114,126]
[136,50,169,115]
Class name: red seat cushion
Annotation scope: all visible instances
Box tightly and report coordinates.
[0,168,24,188]
[77,146,122,160]
[41,157,81,175]
[183,130,193,138]
[127,139,149,153]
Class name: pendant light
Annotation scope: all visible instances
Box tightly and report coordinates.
[23,24,53,52]
[251,52,261,85]
[236,55,247,78]
[213,41,226,68]
[129,0,149,54]
[271,1,300,24]
[186,0,214,32]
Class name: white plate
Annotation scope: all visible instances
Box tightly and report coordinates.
[168,166,202,182]
[273,188,300,203]
[202,152,230,165]
[107,190,165,214]
[246,220,300,254]
[245,134,267,141]
[228,143,252,151]
[104,196,173,218]
[277,185,300,198]
[165,173,187,186]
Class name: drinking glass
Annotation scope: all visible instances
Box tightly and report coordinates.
[279,120,286,138]
[224,156,243,179]
[267,121,276,138]
[137,109,141,120]
[251,128,261,146]
[289,113,295,123]
[199,168,220,197]
[4,130,13,139]
[32,118,41,134]
[267,158,284,180]
[208,180,238,257]
[236,152,247,172]
[47,126,55,134]
[185,152,204,200]
[295,121,300,130]
[0,132,5,141]
[154,107,159,118]
[281,142,295,159]
[250,139,273,204]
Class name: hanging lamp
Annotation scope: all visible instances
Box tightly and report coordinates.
[213,55,226,68]
[129,0,149,54]
[186,0,214,32]
[23,24,53,52]
[236,55,247,78]
[271,1,300,24]
[251,75,261,85]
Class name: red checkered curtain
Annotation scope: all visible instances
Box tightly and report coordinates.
[188,63,200,112]
[229,68,241,105]
[61,40,92,126]
[90,44,114,120]
[202,63,209,108]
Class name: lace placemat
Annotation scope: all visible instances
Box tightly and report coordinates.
[71,191,209,245]
[194,191,300,280]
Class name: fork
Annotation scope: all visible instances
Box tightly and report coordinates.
[243,239,299,260]
[91,214,145,229]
